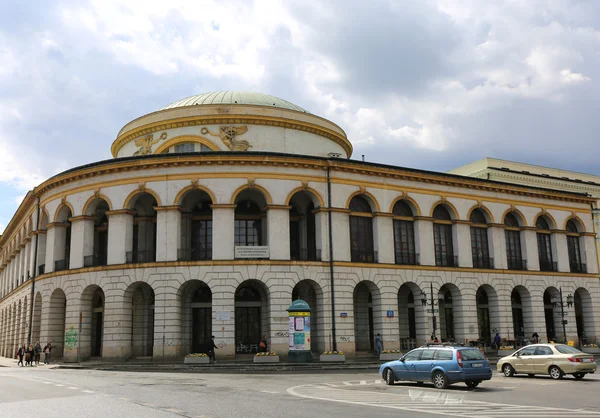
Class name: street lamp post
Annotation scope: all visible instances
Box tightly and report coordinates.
[551,287,574,344]
[421,283,440,341]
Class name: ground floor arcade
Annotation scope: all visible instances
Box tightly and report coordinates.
[0,264,598,361]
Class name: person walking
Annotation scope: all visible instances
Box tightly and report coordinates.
[532,332,539,344]
[493,332,502,350]
[17,345,25,366]
[374,333,383,356]
[208,336,218,363]
[43,342,52,365]
[34,342,42,365]
[25,344,33,366]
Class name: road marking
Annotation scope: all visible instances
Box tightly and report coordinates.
[67,387,79,390]
[164,408,186,413]
[54,384,64,387]
[287,382,600,417]
[81,390,94,394]
[42,381,52,384]
[260,390,280,394]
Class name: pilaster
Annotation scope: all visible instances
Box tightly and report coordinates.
[211,205,235,260]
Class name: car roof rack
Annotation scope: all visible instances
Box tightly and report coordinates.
[422,342,466,348]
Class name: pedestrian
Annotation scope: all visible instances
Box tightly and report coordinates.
[43,342,52,365]
[25,343,33,366]
[208,336,218,363]
[259,336,268,353]
[34,342,42,365]
[493,332,501,350]
[531,332,539,344]
[374,333,383,356]
[17,345,24,366]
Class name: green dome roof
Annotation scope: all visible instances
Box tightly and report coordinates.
[161,91,310,113]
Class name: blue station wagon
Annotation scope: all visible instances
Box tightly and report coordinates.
[379,344,493,389]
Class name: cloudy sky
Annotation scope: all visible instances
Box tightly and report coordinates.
[1,0,599,232]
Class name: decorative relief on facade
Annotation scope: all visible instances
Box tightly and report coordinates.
[94,188,101,198]
[301,181,309,190]
[216,107,231,114]
[133,132,168,156]
[138,183,146,192]
[359,185,366,195]
[190,179,199,188]
[201,126,251,151]
[247,178,256,188]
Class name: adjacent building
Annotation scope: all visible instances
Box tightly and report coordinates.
[0,92,598,362]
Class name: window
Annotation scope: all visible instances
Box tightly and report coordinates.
[403,350,422,361]
[504,212,524,270]
[174,143,195,153]
[393,200,416,265]
[435,350,453,360]
[517,347,537,356]
[566,220,585,273]
[460,349,486,360]
[470,209,491,268]
[420,350,436,361]
[536,217,555,272]
[234,200,262,246]
[349,196,375,263]
[535,346,553,355]
[433,206,454,267]
[555,345,582,354]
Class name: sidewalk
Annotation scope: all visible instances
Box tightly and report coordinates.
[0,355,504,373]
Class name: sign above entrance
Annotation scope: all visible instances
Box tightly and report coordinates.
[216,311,231,321]
[235,246,270,259]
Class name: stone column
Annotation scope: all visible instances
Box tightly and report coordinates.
[553,232,570,273]
[106,210,135,265]
[266,205,291,260]
[583,234,598,273]
[68,216,94,269]
[44,223,67,274]
[495,289,514,339]
[152,276,181,359]
[211,281,236,360]
[489,225,507,270]
[211,204,235,260]
[314,210,330,262]
[155,206,182,262]
[523,229,540,271]
[373,213,394,264]
[331,209,350,262]
[379,299,400,351]
[454,222,473,268]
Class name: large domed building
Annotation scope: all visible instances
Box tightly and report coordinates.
[0,91,598,362]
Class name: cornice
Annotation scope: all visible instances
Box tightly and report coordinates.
[264,204,293,210]
[111,114,353,158]
[209,204,237,209]
[153,205,183,212]
[106,209,136,217]
[69,215,95,222]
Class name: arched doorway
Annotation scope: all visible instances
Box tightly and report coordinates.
[353,281,381,352]
[289,191,319,261]
[49,289,67,358]
[574,287,595,345]
[180,281,212,355]
[81,286,105,358]
[439,284,460,342]
[126,282,155,357]
[511,288,524,341]
[476,286,499,346]
[397,283,420,349]
[544,287,560,342]
[292,280,323,352]
[179,189,213,261]
[235,280,269,353]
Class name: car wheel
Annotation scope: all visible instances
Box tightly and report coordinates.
[527,374,535,378]
[573,372,586,380]
[432,371,448,389]
[502,364,515,377]
[549,366,564,380]
[466,381,480,389]
[384,368,395,385]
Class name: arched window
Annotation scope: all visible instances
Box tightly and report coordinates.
[536,216,556,272]
[504,212,525,270]
[349,196,375,263]
[566,220,585,273]
[392,200,417,265]
[172,143,213,153]
[432,206,455,267]
[470,209,492,269]
[235,200,263,246]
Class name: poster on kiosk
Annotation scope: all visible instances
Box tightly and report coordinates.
[288,301,311,351]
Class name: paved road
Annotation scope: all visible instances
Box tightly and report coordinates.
[1,366,599,417]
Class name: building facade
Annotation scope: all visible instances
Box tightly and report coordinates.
[0,92,599,362]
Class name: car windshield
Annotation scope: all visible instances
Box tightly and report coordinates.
[555,345,583,354]
[460,349,486,360]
